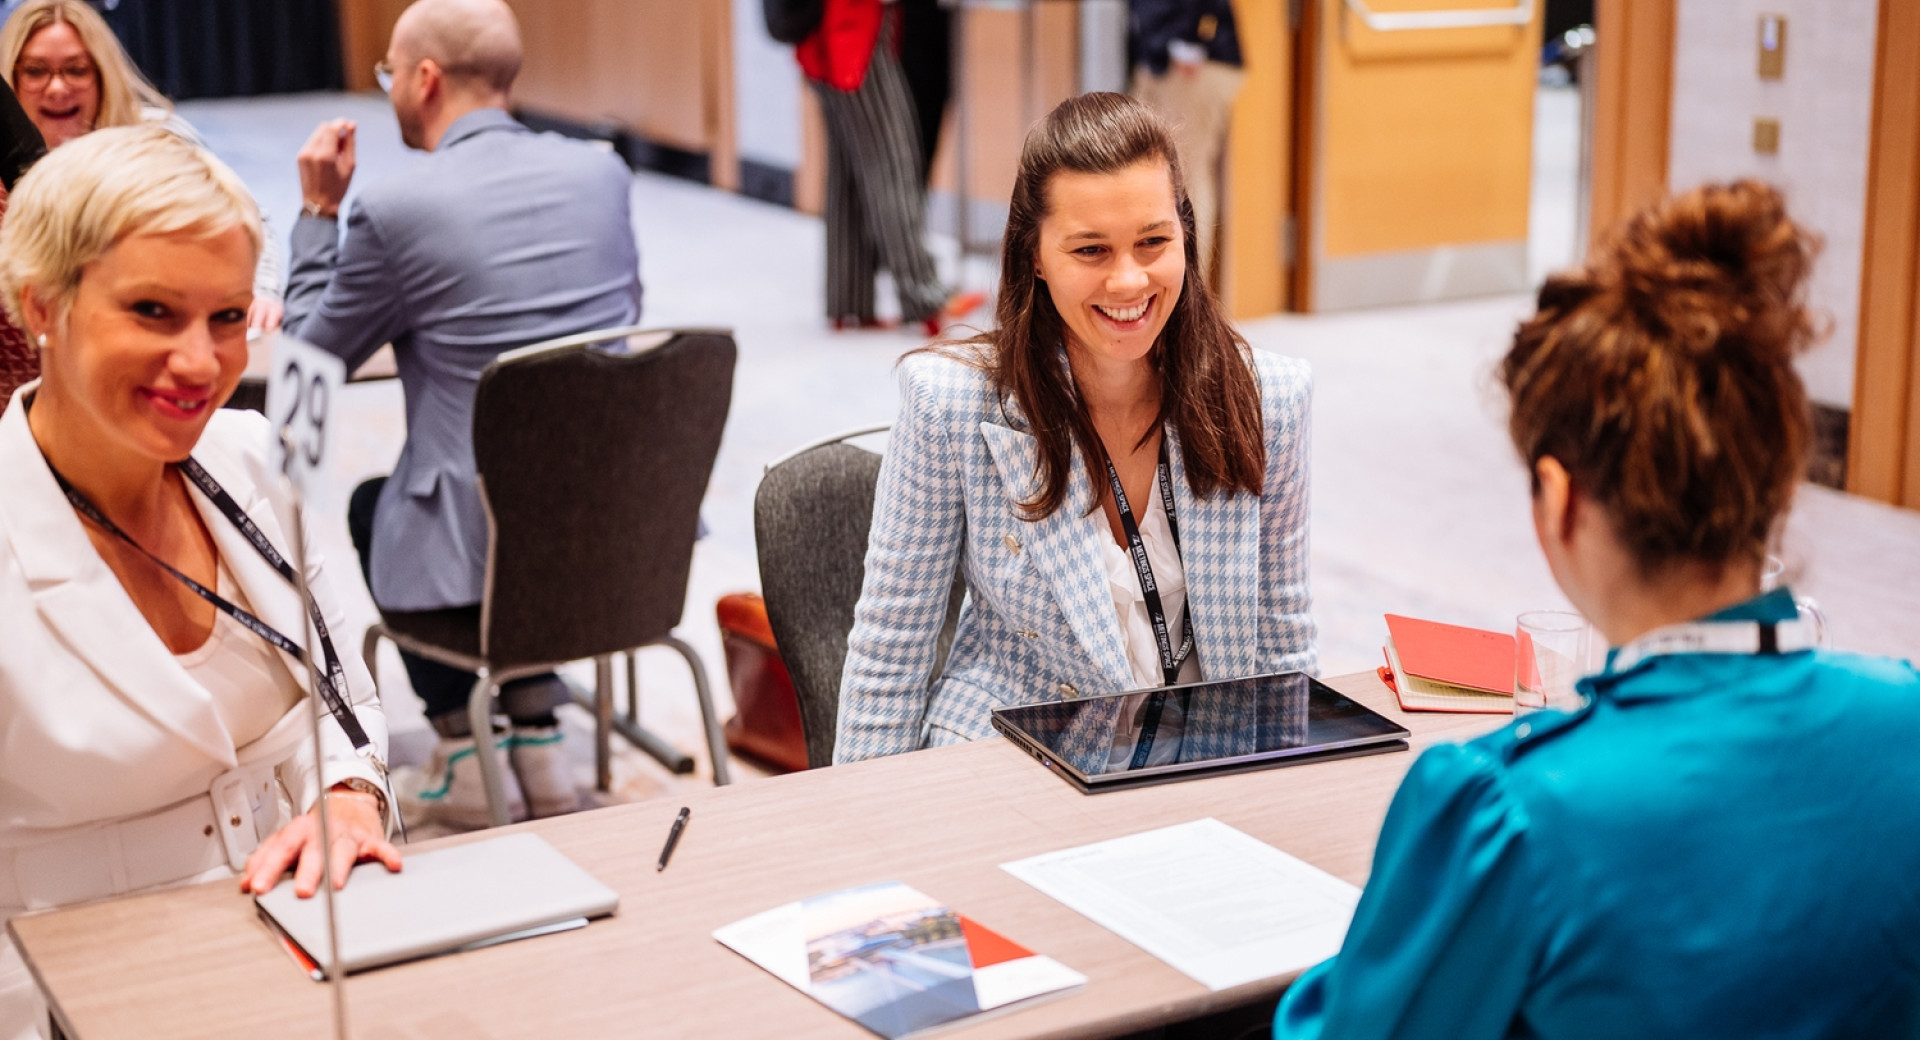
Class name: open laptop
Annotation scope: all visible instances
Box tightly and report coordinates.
[255,832,618,978]
[990,671,1410,794]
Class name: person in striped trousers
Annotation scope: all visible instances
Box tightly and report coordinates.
[797,0,979,333]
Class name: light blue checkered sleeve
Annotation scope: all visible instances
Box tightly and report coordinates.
[834,358,971,762]
[1257,354,1318,676]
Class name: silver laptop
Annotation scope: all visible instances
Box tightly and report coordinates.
[255,832,618,977]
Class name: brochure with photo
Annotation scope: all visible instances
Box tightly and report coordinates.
[714,881,1085,1039]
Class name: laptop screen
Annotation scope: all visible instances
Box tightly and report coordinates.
[991,672,1409,786]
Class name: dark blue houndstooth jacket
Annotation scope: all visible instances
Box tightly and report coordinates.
[834,347,1316,763]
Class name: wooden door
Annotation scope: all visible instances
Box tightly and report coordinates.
[1291,0,1543,311]
[1852,0,1920,507]
[1220,0,1295,318]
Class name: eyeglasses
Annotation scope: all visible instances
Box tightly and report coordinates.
[372,58,428,94]
[14,61,96,89]
[374,58,476,94]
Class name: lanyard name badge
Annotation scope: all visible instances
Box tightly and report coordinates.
[1609,617,1816,675]
[1102,439,1193,770]
[45,460,376,756]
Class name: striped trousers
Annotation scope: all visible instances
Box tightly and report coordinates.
[810,32,949,323]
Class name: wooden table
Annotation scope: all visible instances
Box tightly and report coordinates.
[9,673,1505,1039]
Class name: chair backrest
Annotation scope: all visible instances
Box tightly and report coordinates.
[755,431,965,767]
[474,327,736,668]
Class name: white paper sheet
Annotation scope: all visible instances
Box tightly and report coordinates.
[1001,818,1359,991]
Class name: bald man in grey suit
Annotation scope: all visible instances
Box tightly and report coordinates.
[283,0,642,827]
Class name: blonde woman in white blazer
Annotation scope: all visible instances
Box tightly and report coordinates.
[0,127,395,1040]
[837,93,1316,763]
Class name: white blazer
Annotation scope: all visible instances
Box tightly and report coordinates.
[0,386,388,1040]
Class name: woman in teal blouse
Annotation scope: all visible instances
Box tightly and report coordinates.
[1276,182,1920,1039]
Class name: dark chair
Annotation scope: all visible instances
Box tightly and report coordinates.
[754,428,965,768]
[363,327,735,827]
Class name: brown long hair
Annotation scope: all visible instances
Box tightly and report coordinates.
[1500,179,1818,573]
[932,91,1265,520]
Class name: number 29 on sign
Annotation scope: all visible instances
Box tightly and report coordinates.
[264,333,345,501]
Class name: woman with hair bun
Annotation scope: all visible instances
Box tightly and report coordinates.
[1274,180,1920,1039]
[835,92,1315,763]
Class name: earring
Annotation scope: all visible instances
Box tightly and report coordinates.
[35,334,46,349]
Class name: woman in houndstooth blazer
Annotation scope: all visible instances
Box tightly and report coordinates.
[836,93,1316,763]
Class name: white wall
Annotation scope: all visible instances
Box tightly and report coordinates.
[733,0,805,171]
[1667,0,1878,410]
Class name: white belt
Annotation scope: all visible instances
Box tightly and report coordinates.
[0,758,285,914]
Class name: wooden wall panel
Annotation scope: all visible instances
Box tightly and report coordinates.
[1220,0,1291,318]
[513,0,712,152]
[798,87,826,216]
[337,0,410,92]
[1586,0,1675,250]
[1850,0,1920,506]
[335,0,736,177]
[701,0,739,191]
[1315,0,1542,259]
[930,6,1081,211]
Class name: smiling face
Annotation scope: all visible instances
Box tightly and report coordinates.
[32,228,254,463]
[1034,158,1186,372]
[14,21,99,148]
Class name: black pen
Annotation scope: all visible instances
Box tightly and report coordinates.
[656,806,691,871]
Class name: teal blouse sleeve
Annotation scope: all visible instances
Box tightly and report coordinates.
[1276,740,1539,1040]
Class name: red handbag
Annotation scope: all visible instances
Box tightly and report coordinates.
[716,593,809,773]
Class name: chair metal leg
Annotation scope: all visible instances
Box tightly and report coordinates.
[659,634,731,786]
[467,670,513,828]
[625,651,640,728]
[564,684,695,775]
[593,655,615,793]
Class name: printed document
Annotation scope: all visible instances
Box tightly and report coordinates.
[1001,818,1358,991]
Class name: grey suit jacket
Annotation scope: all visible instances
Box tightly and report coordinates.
[284,108,643,611]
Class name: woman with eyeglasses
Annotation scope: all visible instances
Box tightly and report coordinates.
[0,0,283,340]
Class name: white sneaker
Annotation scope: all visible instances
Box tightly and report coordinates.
[509,726,582,818]
[410,735,527,829]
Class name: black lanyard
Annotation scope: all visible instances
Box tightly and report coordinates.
[1102,439,1194,770]
[47,458,373,754]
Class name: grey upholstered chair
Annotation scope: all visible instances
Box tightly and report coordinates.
[363,326,736,827]
[755,428,965,767]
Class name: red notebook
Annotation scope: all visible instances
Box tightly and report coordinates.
[1384,615,1516,695]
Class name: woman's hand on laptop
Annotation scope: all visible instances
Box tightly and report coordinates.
[241,791,403,897]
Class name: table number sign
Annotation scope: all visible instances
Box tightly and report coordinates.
[263,333,344,501]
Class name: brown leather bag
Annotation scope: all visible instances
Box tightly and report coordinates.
[716,593,809,773]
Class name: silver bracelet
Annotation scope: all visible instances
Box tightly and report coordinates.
[329,777,389,826]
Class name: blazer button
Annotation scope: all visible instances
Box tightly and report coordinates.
[203,824,214,837]
[1058,683,1079,699]
[1003,534,1022,554]
[230,815,243,828]
[1019,628,1038,639]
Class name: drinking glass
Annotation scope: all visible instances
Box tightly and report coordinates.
[1516,610,1590,714]
[1761,554,1831,649]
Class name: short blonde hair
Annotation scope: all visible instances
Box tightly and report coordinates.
[0,0,170,130]
[0,124,261,333]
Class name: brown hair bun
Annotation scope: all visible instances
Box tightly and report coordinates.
[1500,180,1820,572]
